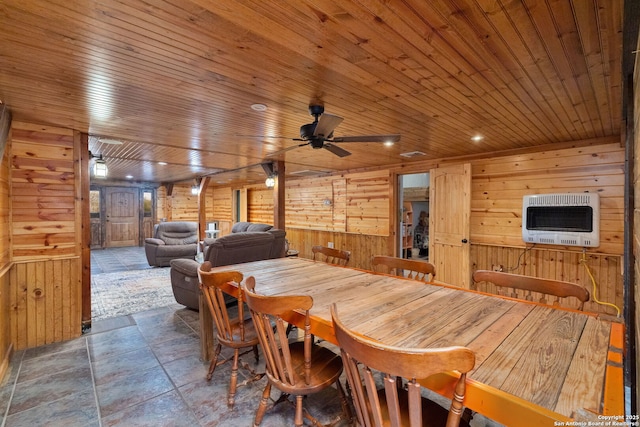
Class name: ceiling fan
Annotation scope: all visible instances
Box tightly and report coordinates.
[266,105,401,158]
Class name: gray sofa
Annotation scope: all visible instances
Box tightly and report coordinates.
[145,221,198,267]
[170,223,286,309]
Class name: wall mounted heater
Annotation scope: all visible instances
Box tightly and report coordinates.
[522,193,600,247]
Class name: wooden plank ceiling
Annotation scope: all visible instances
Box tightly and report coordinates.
[0,0,623,185]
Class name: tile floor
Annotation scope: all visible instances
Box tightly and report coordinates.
[1,247,504,427]
[90,246,153,275]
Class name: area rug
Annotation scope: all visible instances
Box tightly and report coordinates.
[91,267,176,321]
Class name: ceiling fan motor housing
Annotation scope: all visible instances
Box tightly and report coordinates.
[300,122,317,139]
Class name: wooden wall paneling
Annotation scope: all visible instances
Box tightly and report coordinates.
[346,171,391,236]
[471,244,623,315]
[0,268,10,382]
[7,122,82,350]
[0,124,11,381]
[210,186,233,235]
[247,186,274,224]
[10,123,78,261]
[204,186,215,222]
[285,176,342,231]
[332,179,347,232]
[470,142,625,254]
[168,184,199,221]
[0,125,10,267]
[283,228,391,270]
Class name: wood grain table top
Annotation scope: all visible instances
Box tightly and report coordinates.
[202,257,624,426]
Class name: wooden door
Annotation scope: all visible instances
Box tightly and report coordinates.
[105,187,139,247]
[429,163,471,288]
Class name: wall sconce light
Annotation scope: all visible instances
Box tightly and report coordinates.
[90,151,108,179]
[261,162,277,188]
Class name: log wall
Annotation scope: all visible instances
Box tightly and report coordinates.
[6,122,83,351]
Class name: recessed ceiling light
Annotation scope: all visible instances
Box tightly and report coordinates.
[251,103,268,112]
[383,141,394,147]
[471,135,484,142]
[125,175,133,179]
[100,138,124,145]
[158,162,168,165]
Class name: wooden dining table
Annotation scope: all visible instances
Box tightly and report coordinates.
[199,257,625,427]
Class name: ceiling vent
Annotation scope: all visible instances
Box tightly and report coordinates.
[400,151,427,158]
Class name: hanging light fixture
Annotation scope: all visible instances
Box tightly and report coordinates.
[90,152,108,179]
[191,177,201,195]
[265,175,276,188]
[261,162,276,188]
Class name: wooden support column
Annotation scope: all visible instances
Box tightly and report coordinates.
[80,132,91,329]
[198,177,210,241]
[274,160,285,230]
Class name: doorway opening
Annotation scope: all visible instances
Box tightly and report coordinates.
[398,173,430,260]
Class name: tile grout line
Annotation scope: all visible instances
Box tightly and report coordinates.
[85,337,103,427]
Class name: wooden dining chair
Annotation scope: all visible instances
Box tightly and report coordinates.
[372,255,436,282]
[198,262,262,408]
[331,304,475,427]
[312,245,351,265]
[242,276,351,427]
[472,270,590,310]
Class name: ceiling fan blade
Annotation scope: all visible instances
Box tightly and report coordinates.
[235,134,292,139]
[314,113,343,138]
[331,134,401,143]
[323,143,351,157]
[266,142,308,157]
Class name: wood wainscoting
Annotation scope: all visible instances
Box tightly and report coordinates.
[471,244,623,316]
[7,258,83,350]
[284,228,393,271]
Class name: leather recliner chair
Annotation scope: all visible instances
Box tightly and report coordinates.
[144,221,198,267]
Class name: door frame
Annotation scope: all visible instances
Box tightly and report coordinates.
[90,183,158,248]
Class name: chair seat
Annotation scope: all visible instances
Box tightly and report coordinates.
[219,318,259,348]
[377,388,471,427]
[266,341,344,395]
